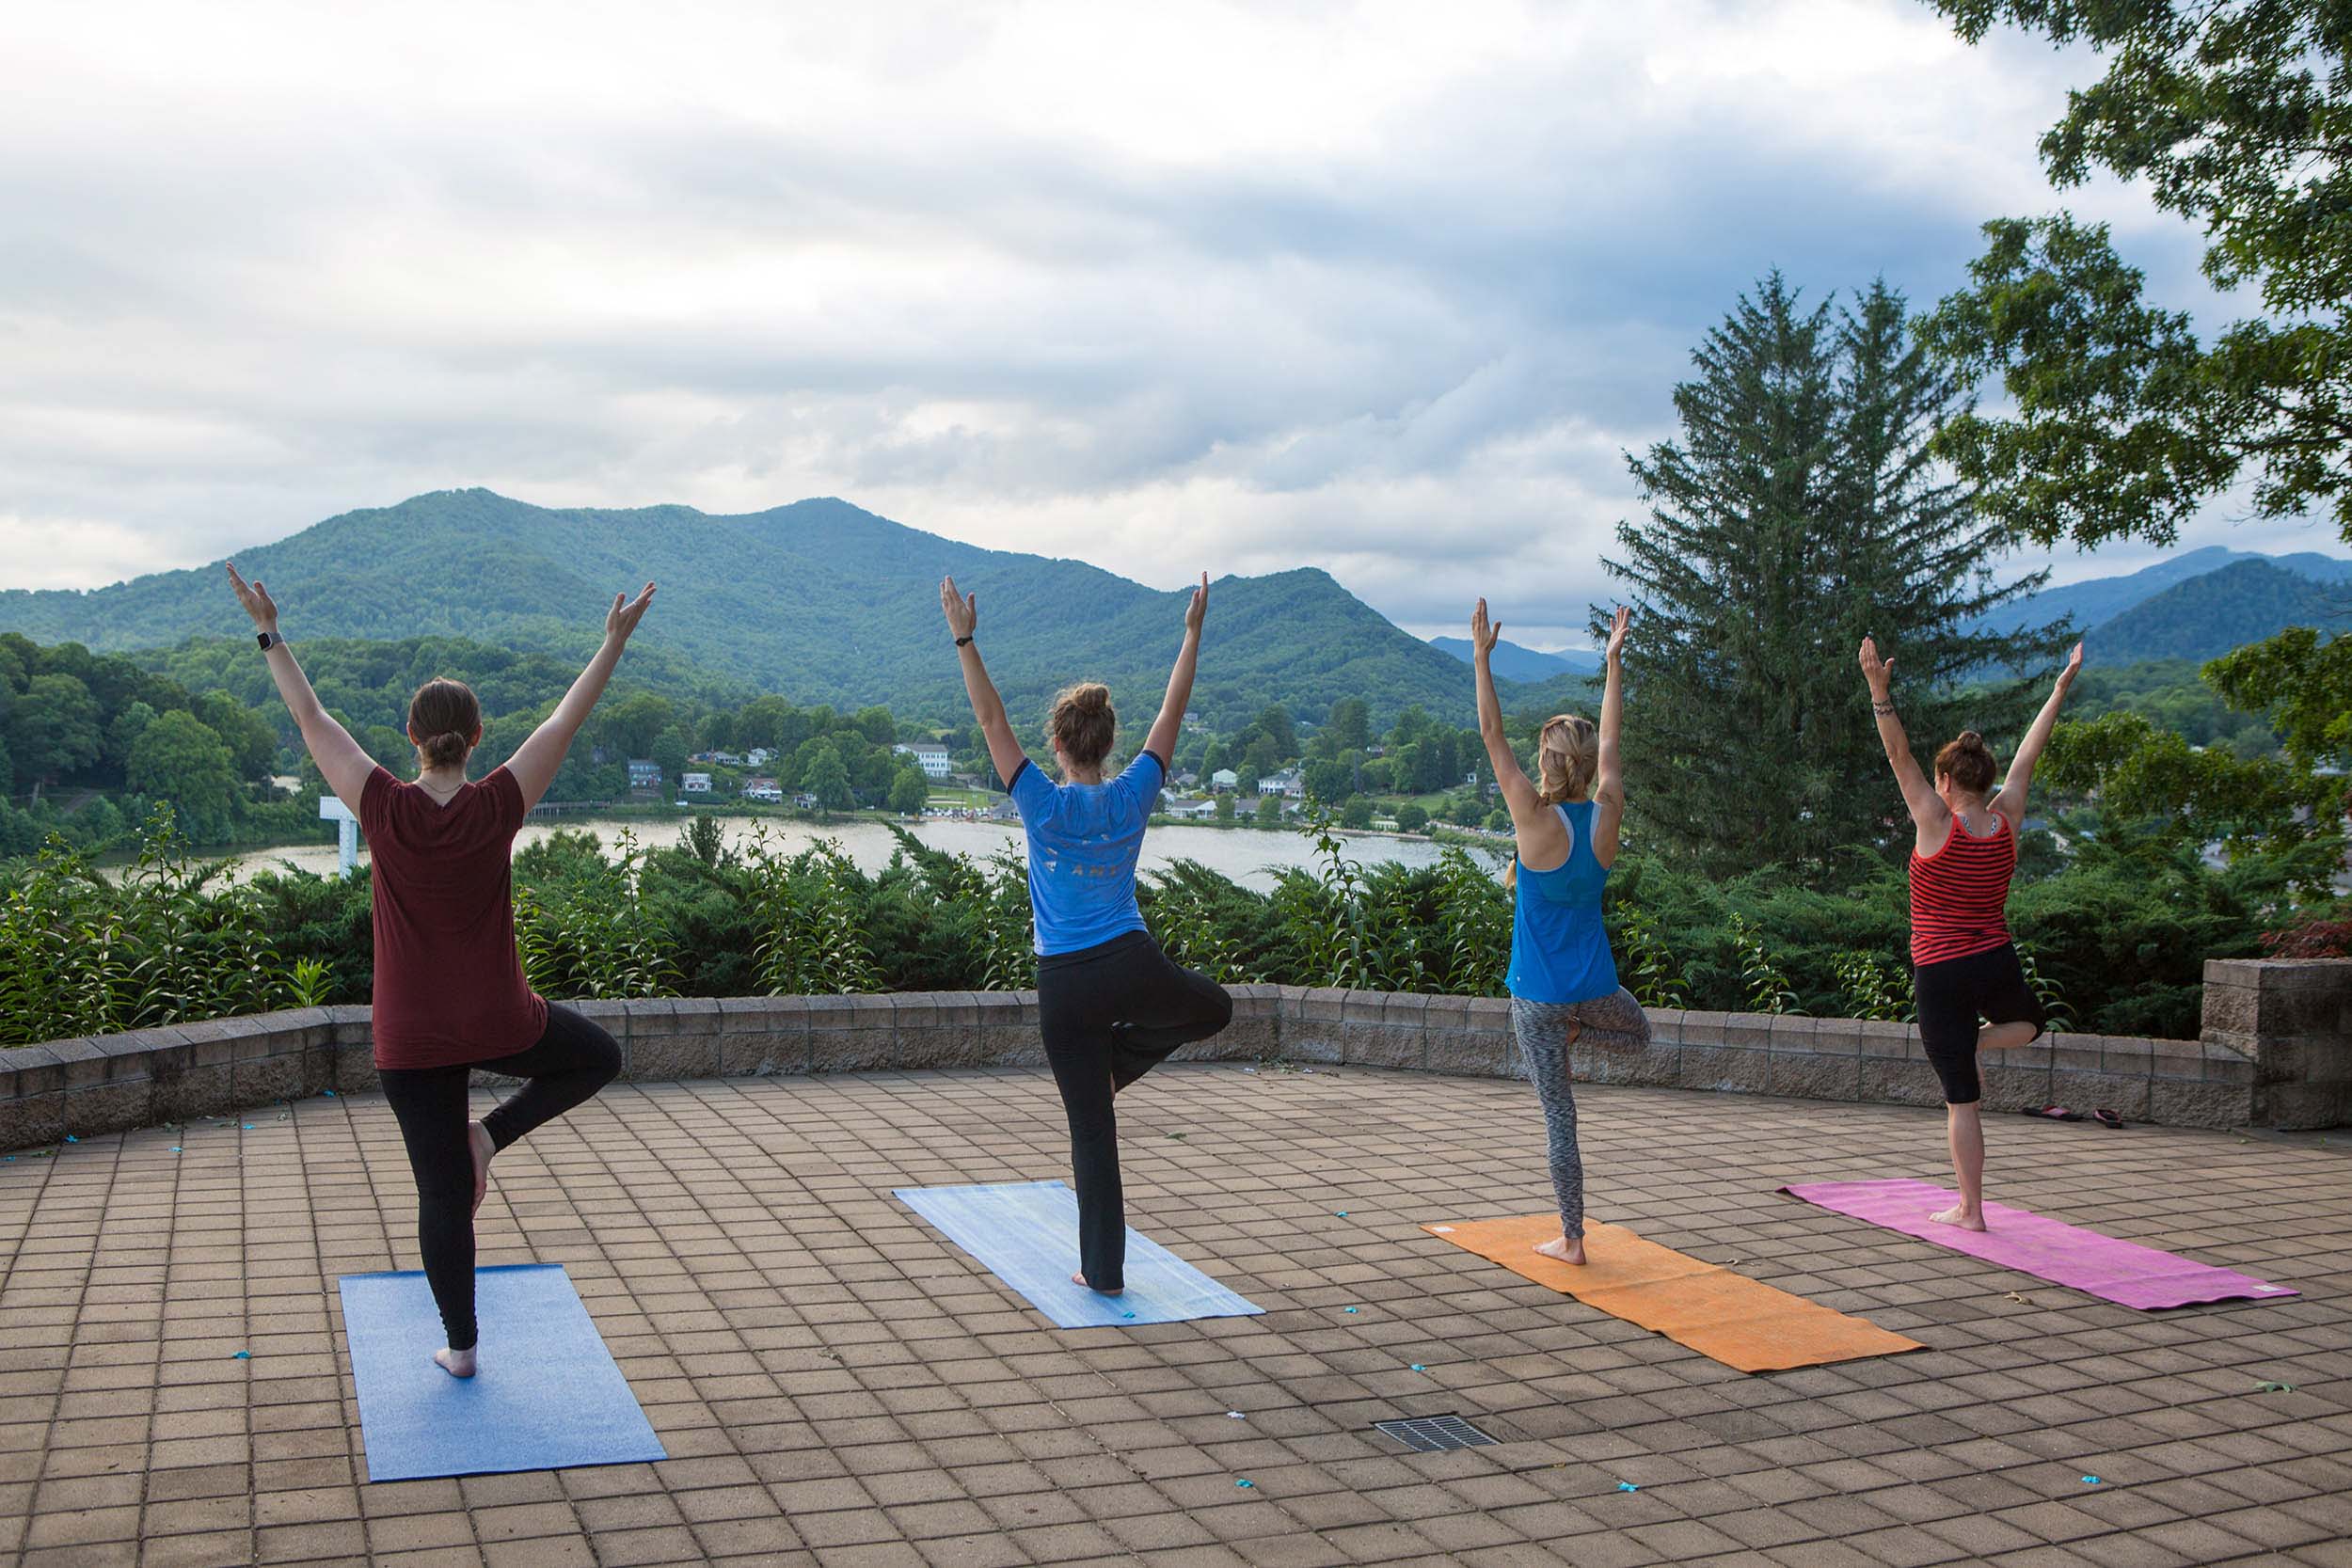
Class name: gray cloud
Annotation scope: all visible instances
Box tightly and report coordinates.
[0,0,2298,642]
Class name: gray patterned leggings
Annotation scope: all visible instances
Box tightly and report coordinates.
[1510,989,1652,1241]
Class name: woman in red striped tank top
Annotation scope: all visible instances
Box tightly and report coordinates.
[1860,635,2083,1232]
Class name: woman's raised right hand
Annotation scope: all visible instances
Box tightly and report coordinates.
[941,576,978,641]
[225,562,278,633]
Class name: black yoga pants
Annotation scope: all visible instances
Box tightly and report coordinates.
[375,1004,622,1350]
[1036,931,1234,1291]
[1913,942,2044,1106]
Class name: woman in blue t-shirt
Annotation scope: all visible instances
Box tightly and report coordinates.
[1470,599,1651,1267]
[942,571,1233,1294]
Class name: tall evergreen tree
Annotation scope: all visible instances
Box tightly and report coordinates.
[1604,274,2064,878]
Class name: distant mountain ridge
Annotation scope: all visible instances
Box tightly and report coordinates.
[2083,559,2352,662]
[0,489,1531,727]
[1427,636,1603,680]
[1976,545,2352,645]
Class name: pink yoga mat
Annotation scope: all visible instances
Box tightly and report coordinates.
[1781,1179,2298,1310]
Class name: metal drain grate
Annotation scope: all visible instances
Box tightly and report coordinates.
[1373,1414,1500,1452]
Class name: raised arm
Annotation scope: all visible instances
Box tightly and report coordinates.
[1859,636,1941,831]
[1590,606,1629,864]
[1992,641,2084,827]
[1471,599,1543,827]
[226,563,374,815]
[505,583,656,811]
[1143,574,1208,768]
[942,577,1028,787]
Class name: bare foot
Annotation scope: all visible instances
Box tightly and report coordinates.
[468,1120,494,1216]
[1928,1204,1986,1232]
[1534,1235,1587,1266]
[1072,1272,1122,1295]
[434,1346,477,1378]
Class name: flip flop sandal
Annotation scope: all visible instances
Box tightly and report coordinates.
[2022,1105,2084,1121]
[2091,1108,2126,1129]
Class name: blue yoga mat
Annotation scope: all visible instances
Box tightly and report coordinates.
[896,1180,1263,1328]
[339,1263,666,1481]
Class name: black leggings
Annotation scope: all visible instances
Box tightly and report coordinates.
[1036,931,1233,1291]
[1914,942,2045,1106]
[375,1005,622,1350]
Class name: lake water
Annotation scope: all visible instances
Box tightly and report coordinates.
[210,814,1507,892]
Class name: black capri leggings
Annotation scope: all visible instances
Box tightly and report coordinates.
[375,1004,622,1350]
[1913,942,2045,1106]
[1037,931,1233,1291]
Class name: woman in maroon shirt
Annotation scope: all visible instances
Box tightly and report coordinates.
[1860,635,2082,1233]
[230,563,656,1377]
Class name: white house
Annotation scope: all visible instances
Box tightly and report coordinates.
[1210,768,1240,792]
[742,776,784,803]
[681,772,714,795]
[746,747,774,768]
[1256,768,1303,798]
[894,742,952,779]
[1164,798,1219,820]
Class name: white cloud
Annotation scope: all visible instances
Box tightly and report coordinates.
[0,0,2314,640]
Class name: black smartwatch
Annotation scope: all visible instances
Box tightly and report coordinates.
[257,630,285,652]
[955,634,974,647]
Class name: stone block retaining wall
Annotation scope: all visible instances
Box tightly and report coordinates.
[2,958,2343,1151]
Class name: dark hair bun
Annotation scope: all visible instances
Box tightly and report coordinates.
[1934,730,1998,794]
[408,677,482,771]
[1049,682,1118,769]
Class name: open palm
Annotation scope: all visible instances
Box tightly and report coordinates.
[606,582,657,644]
[225,563,278,631]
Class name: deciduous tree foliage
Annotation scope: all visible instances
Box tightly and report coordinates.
[1920,0,2352,546]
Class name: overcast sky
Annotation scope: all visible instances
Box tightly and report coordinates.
[3,0,2336,648]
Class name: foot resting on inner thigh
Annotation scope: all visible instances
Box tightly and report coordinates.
[1534,1235,1586,1265]
[434,1346,477,1378]
[469,1120,494,1216]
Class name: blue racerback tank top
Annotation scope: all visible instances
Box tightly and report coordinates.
[1505,800,1619,1006]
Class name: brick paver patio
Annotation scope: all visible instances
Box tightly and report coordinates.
[1,1062,2347,1567]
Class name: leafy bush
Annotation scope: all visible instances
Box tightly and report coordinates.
[0,805,2307,1042]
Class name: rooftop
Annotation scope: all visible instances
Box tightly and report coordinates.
[2,1064,2347,1567]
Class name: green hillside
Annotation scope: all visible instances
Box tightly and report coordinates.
[0,489,1500,728]
[2087,559,2352,662]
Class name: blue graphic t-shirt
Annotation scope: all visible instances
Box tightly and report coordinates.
[1004,750,1167,956]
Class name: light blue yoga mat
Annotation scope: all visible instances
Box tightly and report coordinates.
[339,1263,666,1481]
[898,1180,1263,1328]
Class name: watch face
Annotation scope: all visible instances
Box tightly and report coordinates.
[256,631,275,649]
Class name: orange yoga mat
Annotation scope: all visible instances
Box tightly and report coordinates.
[1422,1215,1923,1373]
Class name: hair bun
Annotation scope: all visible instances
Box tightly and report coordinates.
[1956,730,1988,750]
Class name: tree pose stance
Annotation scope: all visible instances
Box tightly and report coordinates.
[943,572,1232,1294]
[230,563,655,1374]
[1472,601,1650,1266]
[1862,635,2083,1231]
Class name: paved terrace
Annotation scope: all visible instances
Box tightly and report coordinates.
[1,1064,2348,1568]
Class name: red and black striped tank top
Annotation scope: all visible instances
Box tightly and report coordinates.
[1909,812,2015,968]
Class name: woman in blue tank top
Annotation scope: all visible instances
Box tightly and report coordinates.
[1471,600,1652,1266]
[942,572,1233,1297]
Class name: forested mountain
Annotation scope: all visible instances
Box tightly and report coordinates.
[1427,635,1602,680]
[0,489,1510,728]
[1972,545,2352,644]
[2084,560,2352,663]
